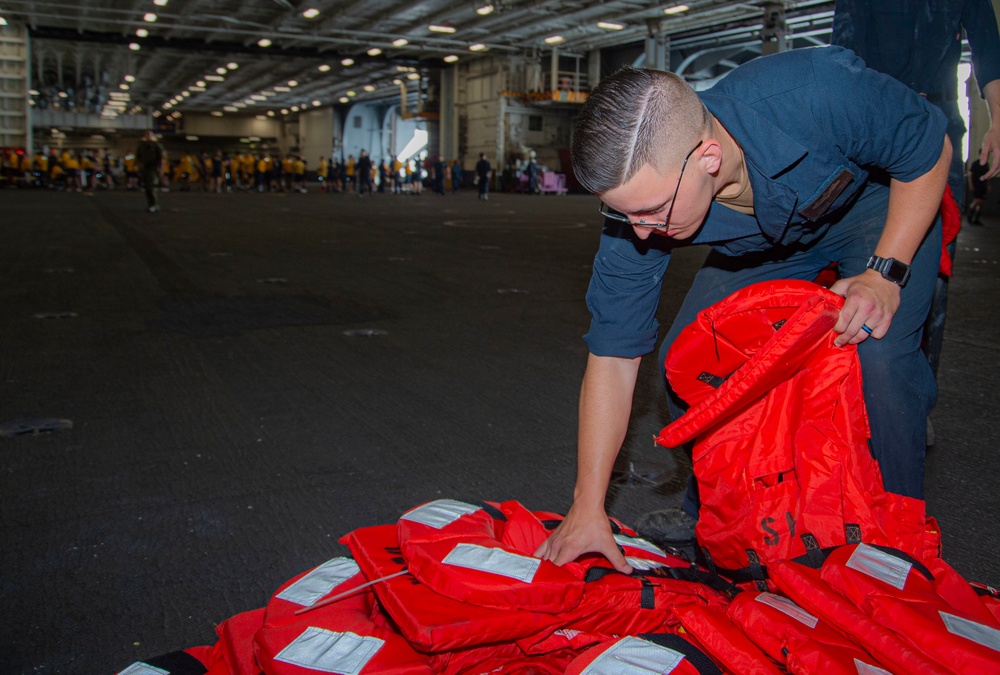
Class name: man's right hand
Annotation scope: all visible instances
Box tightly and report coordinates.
[534,502,633,575]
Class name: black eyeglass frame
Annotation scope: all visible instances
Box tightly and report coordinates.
[598,139,705,230]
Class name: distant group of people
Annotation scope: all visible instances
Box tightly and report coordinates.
[1,146,120,192]
[318,152,477,197]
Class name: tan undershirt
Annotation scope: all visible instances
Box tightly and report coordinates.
[715,156,755,215]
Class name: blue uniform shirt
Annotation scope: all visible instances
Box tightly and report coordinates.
[584,46,949,358]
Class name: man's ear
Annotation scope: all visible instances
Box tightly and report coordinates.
[699,139,724,176]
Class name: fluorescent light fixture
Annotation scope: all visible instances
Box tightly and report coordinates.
[363,84,376,92]
[144,13,157,22]
[664,4,689,14]
[367,47,382,56]
[407,72,421,80]
[476,5,494,16]
[235,102,247,108]
[120,84,130,90]
[281,108,289,114]
[227,62,238,70]
[211,111,223,117]
[189,86,206,92]
[186,135,199,141]
[129,42,141,50]
[261,90,275,96]
[258,38,272,47]
[347,90,357,97]
[196,80,206,87]
[205,75,224,81]
[224,105,238,112]
[392,38,408,47]
[124,75,136,82]
[469,43,487,51]
[251,95,266,101]
[443,54,459,63]
[597,21,624,30]
[273,85,291,92]
[287,80,299,87]
[216,67,227,75]
[341,58,355,66]
[312,100,321,106]
[318,64,331,72]
[338,97,349,103]
[267,110,275,117]
[135,28,148,37]
[181,91,190,97]
[392,79,403,85]
[291,106,300,112]
[544,35,564,44]
[28,89,40,95]
[0,17,7,26]
[154,0,168,6]
[429,24,456,33]
[302,8,320,19]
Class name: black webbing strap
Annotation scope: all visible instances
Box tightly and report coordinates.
[637,633,723,675]
[640,577,656,609]
[540,519,561,531]
[800,533,826,568]
[474,501,507,522]
[845,523,863,544]
[746,549,769,590]
[650,565,741,597]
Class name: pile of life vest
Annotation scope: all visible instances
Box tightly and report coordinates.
[119,281,1000,674]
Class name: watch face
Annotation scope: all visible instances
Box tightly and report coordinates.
[886,259,909,281]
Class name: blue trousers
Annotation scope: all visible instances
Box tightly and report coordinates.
[660,183,941,504]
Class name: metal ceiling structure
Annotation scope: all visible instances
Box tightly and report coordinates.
[1,0,837,121]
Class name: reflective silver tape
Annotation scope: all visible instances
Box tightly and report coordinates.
[614,533,666,557]
[580,636,684,675]
[845,544,912,590]
[940,611,1000,652]
[117,664,169,675]
[442,543,541,583]
[756,591,819,628]
[854,658,894,674]
[276,557,361,606]
[274,627,384,675]
[398,499,481,529]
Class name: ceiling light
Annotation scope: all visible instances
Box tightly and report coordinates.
[406,72,421,80]
[346,90,357,97]
[363,84,376,92]
[288,80,299,87]
[261,90,275,96]
[429,25,456,34]
[318,64,331,72]
[120,84,130,90]
[224,105,238,112]
[154,0,168,6]
[28,89,40,95]
[135,28,148,37]
[469,43,488,51]
[235,102,247,108]
[367,48,382,56]
[312,100,321,106]
[302,8,320,19]
[196,80,206,87]
[205,75,224,81]
[392,79,403,85]
[181,91,190,97]
[291,106,300,112]
[256,115,268,120]
[664,4,689,14]
[597,21,624,30]
[392,38,408,47]
[124,74,136,82]
[338,97,349,103]
[341,58,355,66]
[227,62,238,70]
[274,86,291,92]
[476,5,494,16]
[258,38,272,47]
[129,42,141,50]
[443,55,459,63]
[251,95,266,101]
[281,108,289,114]
[189,86,205,92]
[0,17,7,27]
[144,13,157,23]
[544,35,564,45]
[216,67,227,75]
[267,110,275,117]
[243,99,255,104]
[211,111,223,117]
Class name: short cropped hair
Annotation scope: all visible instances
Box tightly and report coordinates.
[572,67,711,195]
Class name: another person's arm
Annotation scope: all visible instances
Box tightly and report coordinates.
[534,353,640,574]
[978,79,1000,179]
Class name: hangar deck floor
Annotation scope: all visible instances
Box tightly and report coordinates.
[2,187,998,673]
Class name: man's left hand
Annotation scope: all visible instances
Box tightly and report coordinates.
[829,271,902,346]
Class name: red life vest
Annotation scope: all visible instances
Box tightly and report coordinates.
[205,608,266,675]
[813,544,1000,673]
[253,556,433,675]
[656,280,939,587]
[727,589,891,674]
[564,634,724,675]
[673,604,783,675]
[116,647,213,675]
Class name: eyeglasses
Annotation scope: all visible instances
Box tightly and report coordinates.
[598,139,704,230]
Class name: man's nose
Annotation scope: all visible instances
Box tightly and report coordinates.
[631,223,655,240]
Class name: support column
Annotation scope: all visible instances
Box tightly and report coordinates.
[645,19,670,71]
[0,21,30,150]
[588,49,601,89]
[761,2,788,55]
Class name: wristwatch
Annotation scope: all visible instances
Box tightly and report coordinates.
[866,255,911,288]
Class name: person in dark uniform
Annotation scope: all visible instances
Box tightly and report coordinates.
[135,130,164,213]
[475,153,492,201]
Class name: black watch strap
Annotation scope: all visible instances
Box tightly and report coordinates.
[866,255,911,288]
